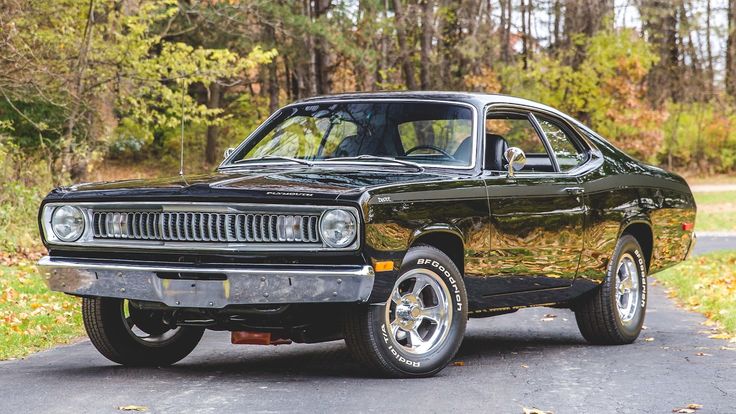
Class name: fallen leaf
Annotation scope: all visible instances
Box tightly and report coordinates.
[521,364,529,368]
[695,352,712,357]
[452,361,465,366]
[118,406,148,412]
[672,403,702,413]
[522,407,553,414]
[720,346,736,351]
[644,337,655,342]
[708,333,731,340]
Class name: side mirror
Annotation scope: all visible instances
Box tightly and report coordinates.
[223,147,235,159]
[504,147,526,177]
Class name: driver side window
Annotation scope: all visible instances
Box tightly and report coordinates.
[485,113,554,173]
[397,119,473,163]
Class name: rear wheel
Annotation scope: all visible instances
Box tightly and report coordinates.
[344,246,467,377]
[82,297,204,366]
[575,235,648,344]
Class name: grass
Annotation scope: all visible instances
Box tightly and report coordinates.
[0,262,83,360]
[693,191,736,232]
[656,250,736,337]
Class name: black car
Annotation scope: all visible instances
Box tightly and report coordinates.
[38,92,696,377]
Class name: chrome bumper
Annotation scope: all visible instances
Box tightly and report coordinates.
[38,256,375,308]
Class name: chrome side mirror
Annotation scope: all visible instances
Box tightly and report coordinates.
[504,147,526,177]
[223,147,235,159]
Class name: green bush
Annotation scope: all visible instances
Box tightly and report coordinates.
[0,139,55,253]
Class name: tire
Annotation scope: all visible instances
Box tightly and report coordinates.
[82,297,204,366]
[344,245,468,378]
[575,234,648,345]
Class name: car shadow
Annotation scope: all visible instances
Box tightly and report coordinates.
[37,330,589,380]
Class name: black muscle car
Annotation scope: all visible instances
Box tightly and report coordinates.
[38,92,696,377]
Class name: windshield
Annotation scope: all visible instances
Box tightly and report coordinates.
[225,102,475,168]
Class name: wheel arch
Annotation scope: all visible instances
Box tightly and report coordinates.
[618,220,654,272]
[408,228,465,276]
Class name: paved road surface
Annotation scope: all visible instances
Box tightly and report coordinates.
[694,233,736,256]
[0,237,734,413]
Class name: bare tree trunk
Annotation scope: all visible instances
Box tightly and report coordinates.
[727,0,736,96]
[521,0,528,69]
[705,0,714,97]
[393,0,418,90]
[553,0,561,51]
[419,0,434,89]
[313,0,332,95]
[205,82,222,165]
[640,0,681,103]
[63,0,97,182]
[268,58,279,113]
[563,0,613,68]
[499,0,511,63]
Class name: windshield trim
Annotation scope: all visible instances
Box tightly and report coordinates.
[218,98,479,171]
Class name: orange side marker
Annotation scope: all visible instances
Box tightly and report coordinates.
[375,261,394,272]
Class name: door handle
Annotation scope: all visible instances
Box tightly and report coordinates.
[564,187,584,196]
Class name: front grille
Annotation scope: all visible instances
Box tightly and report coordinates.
[92,211,321,243]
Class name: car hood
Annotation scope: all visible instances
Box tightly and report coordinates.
[46,166,457,204]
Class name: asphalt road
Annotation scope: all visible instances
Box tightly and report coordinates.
[0,237,734,414]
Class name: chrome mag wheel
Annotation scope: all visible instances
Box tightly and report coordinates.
[615,253,641,324]
[385,269,453,355]
[121,300,181,346]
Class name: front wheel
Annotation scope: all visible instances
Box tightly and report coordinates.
[82,297,204,366]
[344,245,468,377]
[575,235,648,344]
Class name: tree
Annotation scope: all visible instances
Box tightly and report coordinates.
[0,0,276,179]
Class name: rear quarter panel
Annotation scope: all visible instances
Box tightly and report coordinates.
[577,142,695,282]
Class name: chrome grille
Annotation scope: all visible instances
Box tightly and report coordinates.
[93,211,320,243]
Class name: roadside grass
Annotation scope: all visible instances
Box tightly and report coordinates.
[0,262,83,360]
[693,191,736,232]
[656,250,736,338]
[686,175,736,185]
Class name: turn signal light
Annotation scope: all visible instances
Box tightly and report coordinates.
[681,222,694,231]
[375,261,394,272]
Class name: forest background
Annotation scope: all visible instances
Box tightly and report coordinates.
[2,0,736,253]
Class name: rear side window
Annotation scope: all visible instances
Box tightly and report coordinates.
[536,116,586,172]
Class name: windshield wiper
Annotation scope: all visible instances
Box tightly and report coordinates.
[323,155,424,172]
[232,155,313,167]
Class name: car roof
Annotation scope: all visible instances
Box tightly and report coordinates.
[296,91,575,123]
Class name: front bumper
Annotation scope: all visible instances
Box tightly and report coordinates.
[38,256,375,308]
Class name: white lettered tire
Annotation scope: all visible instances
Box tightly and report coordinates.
[575,235,648,344]
[344,245,467,377]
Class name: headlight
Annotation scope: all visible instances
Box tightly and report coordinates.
[320,209,357,248]
[50,206,85,242]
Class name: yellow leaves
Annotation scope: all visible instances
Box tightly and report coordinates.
[118,405,148,412]
[2,286,18,302]
[522,407,553,414]
[672,403,703,413]
[1,263,83,359]
[644,337,655,342]
[657,251,736,338]
[463,67,502,93]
